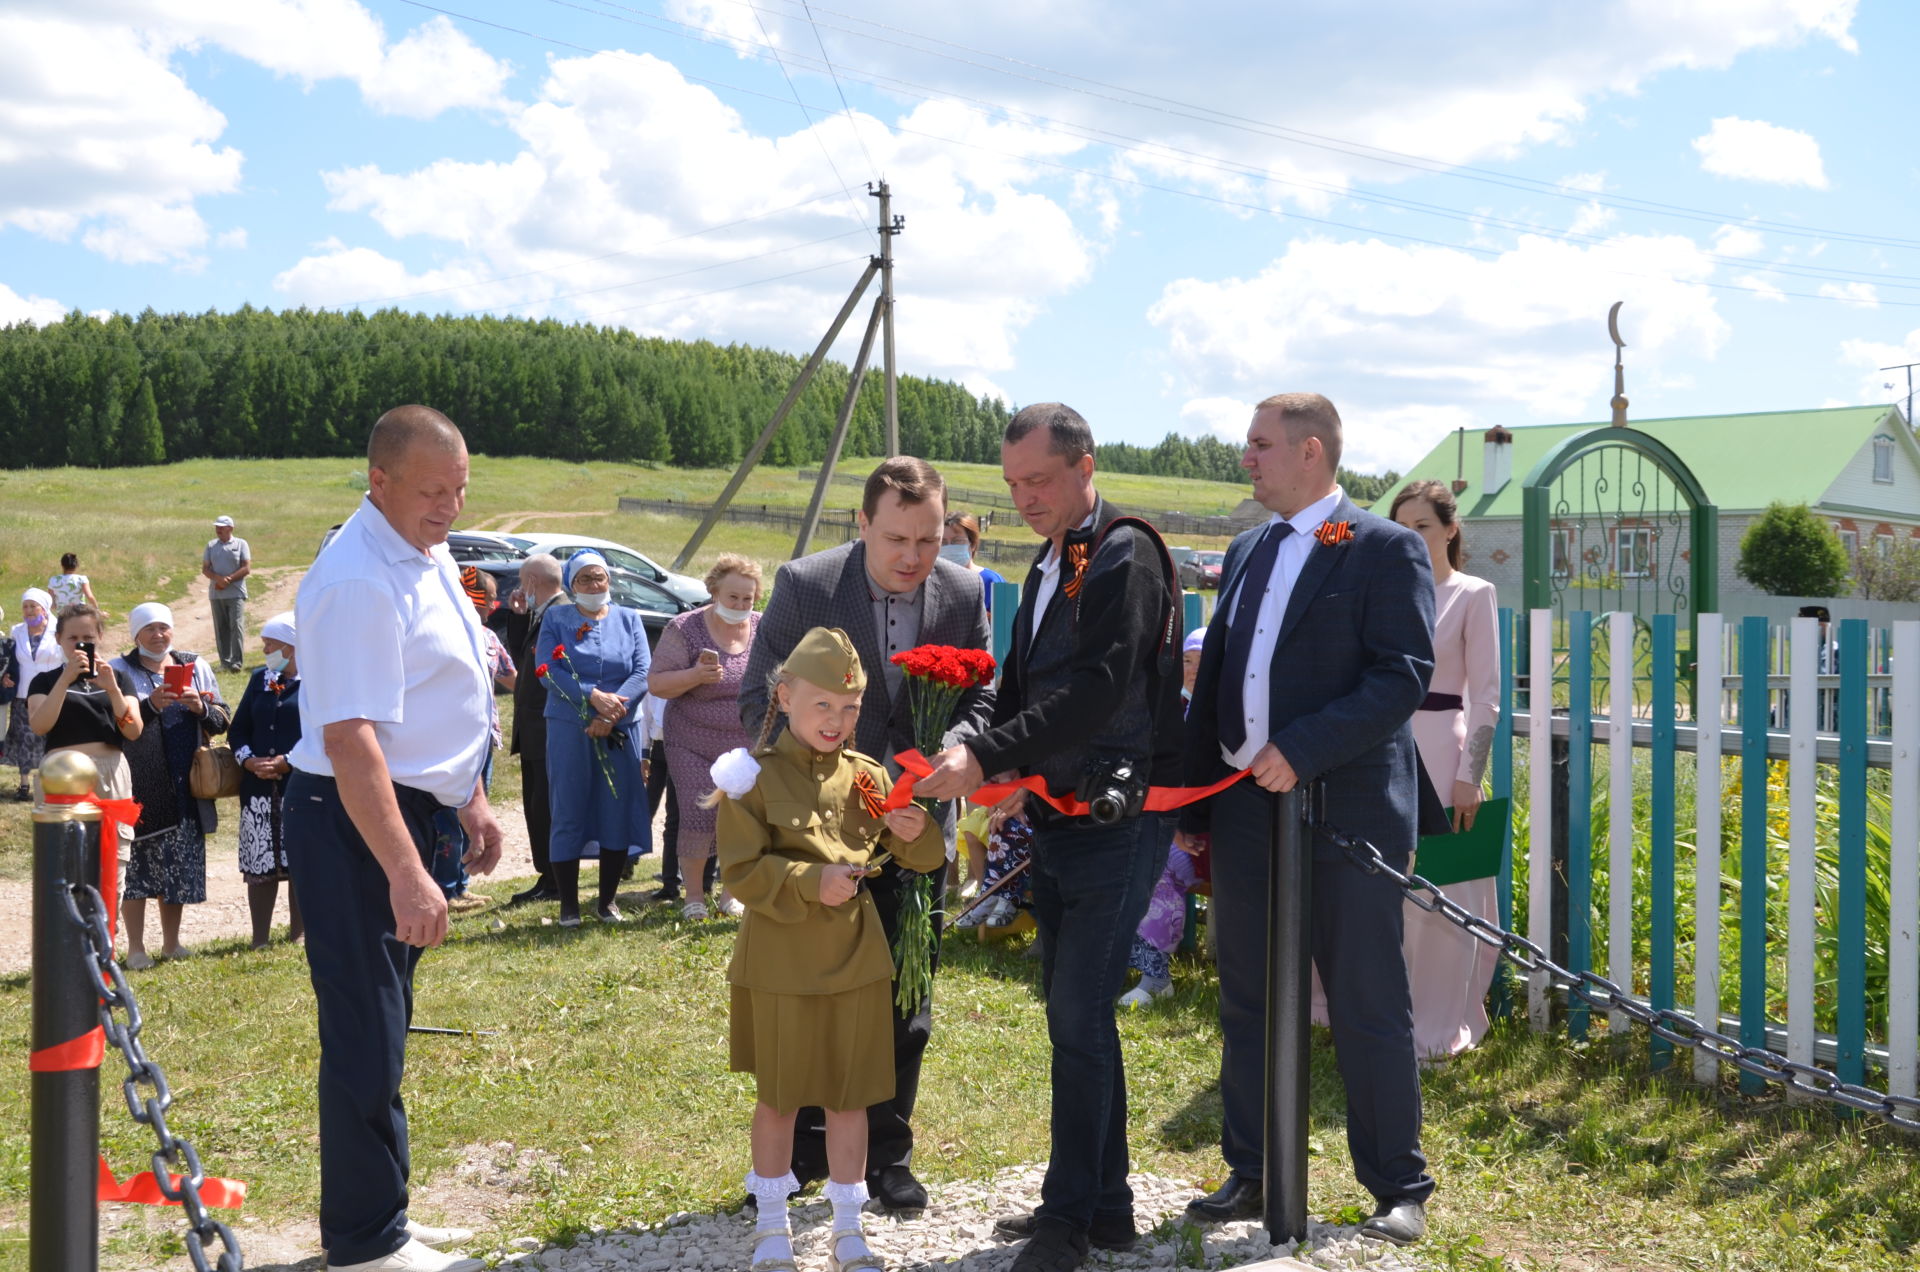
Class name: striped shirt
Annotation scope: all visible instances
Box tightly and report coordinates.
[289,496,492,807]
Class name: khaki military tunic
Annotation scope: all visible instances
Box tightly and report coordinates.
[717,729,946,1112]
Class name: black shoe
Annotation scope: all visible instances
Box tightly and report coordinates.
[995,1211,1136,1253]
[869,1163,928,1213]
[507,883,559,906]
[649,885,681,903]
[1008,1216,1089,1272]
[1183,1175,1263,1224]
[1359,1197,1427,1246]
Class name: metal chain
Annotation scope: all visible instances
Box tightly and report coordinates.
[1311,816,1920,1134]
[55,821,244,1272]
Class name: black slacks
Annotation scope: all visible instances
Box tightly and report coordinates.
[1209,778,1435,1204]
[520,711,552,884]
[285,771,446,1265]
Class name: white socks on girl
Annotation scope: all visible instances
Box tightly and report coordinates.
[822,1178,872,1264]
[744,1171,797,1267]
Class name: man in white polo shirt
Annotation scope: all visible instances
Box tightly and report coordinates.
[286,405,505,1272]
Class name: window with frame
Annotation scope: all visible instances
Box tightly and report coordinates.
[1614,526,1653,579]
[1877,533,1895,558]
[1836,525,1860,556]
[1873,435,1895,484]
[1550,527,1572,579]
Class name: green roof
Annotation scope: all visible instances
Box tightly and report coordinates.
[1401,405,1906,519]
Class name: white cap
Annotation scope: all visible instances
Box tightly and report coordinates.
[130,602,174,637]
[213,515,235,528]
[261,612,296,645]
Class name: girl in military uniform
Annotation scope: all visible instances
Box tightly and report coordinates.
[711,627,945,1272]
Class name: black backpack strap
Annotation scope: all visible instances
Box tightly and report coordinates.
[1078,514,1182,677]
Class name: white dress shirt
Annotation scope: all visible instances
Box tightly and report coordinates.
[1220,486,1345,770]
[289,496,493,807]
[1029,511,1097,643]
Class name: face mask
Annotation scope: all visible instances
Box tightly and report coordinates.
[574,589,610,613]
[712,603,753,623]
[938,543,972,566]
[264,650,290,676]
[141,643,172,664]
[26,612,44,630]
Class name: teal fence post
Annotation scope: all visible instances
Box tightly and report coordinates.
[1739,615,1770,1095]
[1183,590,1205,637]
[1489,607,1516,1020]
[1649,614,1677,1070]
[1838,618,1869,1086]
[1568,611,1593,1041]
[991,581,1020,669]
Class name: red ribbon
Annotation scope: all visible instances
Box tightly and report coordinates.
[884,748,1251,817]
[98,1158,248,1210]
[45,789,140,942]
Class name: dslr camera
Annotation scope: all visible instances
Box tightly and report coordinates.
[1077,753,1148,825]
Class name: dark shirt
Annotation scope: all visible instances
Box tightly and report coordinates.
[28,666,137,750]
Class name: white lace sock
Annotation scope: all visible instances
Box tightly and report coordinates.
[744,1171,797,1265]
[823,1178,872,1263]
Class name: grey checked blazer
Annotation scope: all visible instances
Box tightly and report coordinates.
[739,541,995,760]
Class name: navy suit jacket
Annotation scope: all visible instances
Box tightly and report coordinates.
[1182,494,1440,856]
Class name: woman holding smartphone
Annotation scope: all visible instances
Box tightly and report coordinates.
[647,553,763,921]
[110,603,230,969]
[27,603,142,872]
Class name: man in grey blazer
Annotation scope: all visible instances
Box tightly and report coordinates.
[1180,393,1440,1247]
[739,454,994,1212]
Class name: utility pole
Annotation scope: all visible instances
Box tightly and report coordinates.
[1883,361,1919,432]
[874,181,904,456]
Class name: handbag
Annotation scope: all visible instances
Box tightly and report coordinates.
[190,740,243,800]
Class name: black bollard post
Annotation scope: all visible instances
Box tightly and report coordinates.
[31,752,104,1272]
[1263,785,1311,1247]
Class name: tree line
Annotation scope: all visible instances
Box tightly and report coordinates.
[0,308,1394,495]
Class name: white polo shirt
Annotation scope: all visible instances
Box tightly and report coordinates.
[1220,486,1344,770]
[289,496,493,807]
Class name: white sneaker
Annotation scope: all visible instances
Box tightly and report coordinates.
[328,1237,484,1272]
[1117,980,1173,1009]
[717,895,746,918]
[405,1220,476,1249]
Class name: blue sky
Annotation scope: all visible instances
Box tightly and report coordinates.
[3,0,1916,474]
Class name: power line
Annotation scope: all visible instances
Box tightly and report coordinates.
[796,0,879,177]
[572,253,871,320]
[748,0,874,240]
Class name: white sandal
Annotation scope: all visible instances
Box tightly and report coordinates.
[681,900,709,921]
[826,1229,885,1272]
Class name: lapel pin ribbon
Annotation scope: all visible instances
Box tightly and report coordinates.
[1313,520,1354,547]
[852,770,887,819]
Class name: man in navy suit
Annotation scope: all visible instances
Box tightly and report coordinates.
[1179,392,1438,1246]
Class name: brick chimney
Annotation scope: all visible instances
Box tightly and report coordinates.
[1482,425,1514,494]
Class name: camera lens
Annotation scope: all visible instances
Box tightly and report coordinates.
[1089,792,1121,825]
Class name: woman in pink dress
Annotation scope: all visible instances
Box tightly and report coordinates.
[1391,480,1501,1060]
[646,553,763,921]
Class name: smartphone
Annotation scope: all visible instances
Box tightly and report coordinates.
[75,641,98,679]
[698,648,720,667]
[163,662,193,694]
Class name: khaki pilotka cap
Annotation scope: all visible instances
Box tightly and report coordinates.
[786,626,867,693]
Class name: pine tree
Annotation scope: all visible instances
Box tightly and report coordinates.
[120,377,166,465]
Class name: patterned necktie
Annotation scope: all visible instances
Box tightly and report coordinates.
[1216,522,1292,753]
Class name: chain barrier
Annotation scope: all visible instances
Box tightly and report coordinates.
[55,820,244,1272]
[1312,816,1920,1134]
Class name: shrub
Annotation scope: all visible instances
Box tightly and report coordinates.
[1736,502,1849,597]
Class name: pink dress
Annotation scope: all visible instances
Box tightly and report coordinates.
[1309,572,1501,1060]
[652,607,759,864]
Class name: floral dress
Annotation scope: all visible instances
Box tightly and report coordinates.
[650,607,759,864]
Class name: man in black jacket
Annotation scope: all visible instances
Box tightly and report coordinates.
[503,553,566,905]
[917,403,1183,1272]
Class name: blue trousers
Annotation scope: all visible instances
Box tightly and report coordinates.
[286,771,444,1265]
[1029,810,1168,1229]
[1209,779,1435,1204]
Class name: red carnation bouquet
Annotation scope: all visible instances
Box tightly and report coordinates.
[886,643,997,1012]
[535,642,621,795]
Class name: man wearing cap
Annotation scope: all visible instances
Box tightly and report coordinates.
[203,515,252,673]
[286,405,503,1272]
[739,454,993,1213]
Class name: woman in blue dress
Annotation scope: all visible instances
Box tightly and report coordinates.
[540,550,652,926]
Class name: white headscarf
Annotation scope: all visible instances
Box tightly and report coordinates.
[261,612,296,646]
[21,587,52,616]
[129,602,174,638]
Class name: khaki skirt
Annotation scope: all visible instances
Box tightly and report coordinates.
[730,980,897,1114]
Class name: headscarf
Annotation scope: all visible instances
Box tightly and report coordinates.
[129,602,174,638]
[261,612,297,646]
[1183,626,1207,654]
[21,586,52,618]
[563,549,610,592]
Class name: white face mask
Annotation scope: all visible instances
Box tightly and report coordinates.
[574,589,610,613]
[712,602,753,623]
[938,543,972,566]
[264,649,290,676]
[141,643,172,665]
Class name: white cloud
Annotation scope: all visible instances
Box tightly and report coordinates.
[0,283,68,327]
[1711,225,1766,257]
[1837,328,1920,409]
[1819,281,1878,307]
[215,228,248,251]
[1692,116,1829,188]
[1178,396,1257,444]
[1560,172,1609,194]
[1732,274,1787,302]
[1147,231,1731,473]
[280,51,1096,389]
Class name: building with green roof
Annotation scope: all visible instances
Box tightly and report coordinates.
[1395,405,1920,611]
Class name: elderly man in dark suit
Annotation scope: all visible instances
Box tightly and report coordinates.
[1180,392,1439,1247]
[740,454,994,1212]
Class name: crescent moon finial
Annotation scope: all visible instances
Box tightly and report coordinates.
[1608,300,1625,349]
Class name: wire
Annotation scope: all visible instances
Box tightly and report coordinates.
[750,0,875,240]
[572,253,870,319]
[797,0,879,177]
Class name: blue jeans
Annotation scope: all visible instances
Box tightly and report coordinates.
[1029,810,1169,1229]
